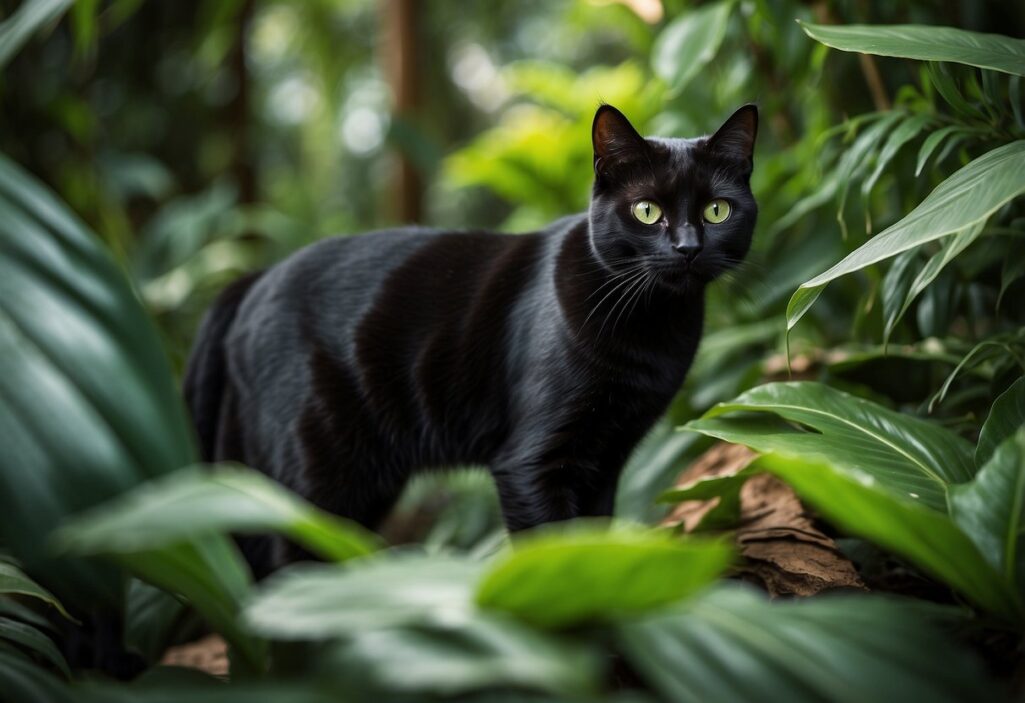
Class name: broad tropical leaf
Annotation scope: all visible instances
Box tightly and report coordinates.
[0,154,197,611]
[319,616,601,698]
[977,377,1025,467]
[787,140,1025,334]
[800,22,1025,77]
[685,382,974,512]
[244,555,483,639]
[476,526,732,628]
[756,454,1019,619]
[652,1,734,96]
[951,429,1025,595]
[57,465,379,563]
[619,584,1000,703]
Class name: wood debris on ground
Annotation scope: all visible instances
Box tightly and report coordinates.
[664,442,865,597]
[160,634,229,677]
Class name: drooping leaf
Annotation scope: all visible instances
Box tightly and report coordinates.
[0,0,74,69]
[652,1,734,96]
[977,376,1025,467]
[799,22,1025,77]
[0,561,74,622]
[951,429,1025,596]
[684,382,974,512]
[880,249,922,347]
[0,647,75,703]
[475,525,732,628]
[320,616,602,699]
[0,618,70,678]
[57,465,380,564]
[883,221,986,345]
[755,454,1019,620]
[787,140,1025,334]
[0,154,196,611]
[244,555,483,640]
[861,113,933,200]
[915,125,968,176]
[619,584,1001,703]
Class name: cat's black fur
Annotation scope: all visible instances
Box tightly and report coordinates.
[184,104,757,573]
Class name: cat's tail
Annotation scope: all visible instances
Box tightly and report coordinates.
[183,271,263,461]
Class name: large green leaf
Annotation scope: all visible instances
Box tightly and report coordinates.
[0,0,73,69]
[319,616,601,699]
[799,21,1025,77]
[951,429,1025,596]
[755,454,1020,620]
[685,382,974,512]
[619,584,1000,703]
[0,151,195,609]
[787,140,1025,334]
[57,465,379,563]
[652,1,734,96]
[244,555,484,639]
[977,376,1025,467]
[475,525,732,629]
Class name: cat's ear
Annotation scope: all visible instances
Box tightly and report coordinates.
[592,104,647,175]
[707,104,758,166]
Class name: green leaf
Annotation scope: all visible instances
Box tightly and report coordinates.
[952,429,1025,595]
[57,465,379,563]
[652,1,734,96]
[915,125,966,176]
[0,0,74,69]
[0,618,70,678]
[119,538,264,670]
[619,584,1001,703]
[0,647,75,703]
[755,454,1020,620]
[321,616,602,698]
[685,382,974,512]
[861,114,933,200]
[880,249,921,347]
[0,154,196,611]
[977,377,1025,467]
[883,221,986,345]
[0,561,74,622]
[799,22,1025,77]
[656,467,757,531]
[787,140,1025,334]
[244,555,483,639]
[475,525,732,628]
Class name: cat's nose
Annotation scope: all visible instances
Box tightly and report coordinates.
[671,225,702,262]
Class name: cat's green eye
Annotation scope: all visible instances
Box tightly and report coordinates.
[703,199,731,224]
[631,200,663,225]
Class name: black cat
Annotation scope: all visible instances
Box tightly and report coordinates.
[184,104,757,571]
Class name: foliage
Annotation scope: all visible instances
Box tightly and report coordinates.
[1,0,1024,700]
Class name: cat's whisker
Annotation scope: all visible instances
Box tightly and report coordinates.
[580,268,648,333]
[601,268,650,340]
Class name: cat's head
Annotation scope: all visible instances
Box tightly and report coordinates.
[588,104,758,290]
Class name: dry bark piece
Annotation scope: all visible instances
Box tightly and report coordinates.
[664,443,865,597]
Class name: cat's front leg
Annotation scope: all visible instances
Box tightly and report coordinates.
[489,442,624,531]
[489,451,586,531]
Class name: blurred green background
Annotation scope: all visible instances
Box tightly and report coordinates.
[4,0,1019,370]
